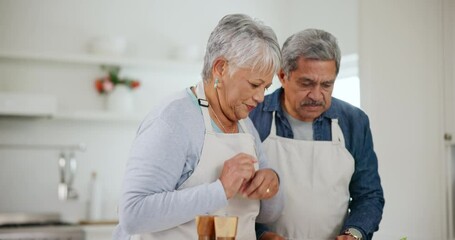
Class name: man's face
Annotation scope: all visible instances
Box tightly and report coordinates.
[279,58,337,122]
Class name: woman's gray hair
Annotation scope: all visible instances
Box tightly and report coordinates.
[202,14,281,81]
[281,29,341,76]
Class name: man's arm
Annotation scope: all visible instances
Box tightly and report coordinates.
[342,116,385,240]
[256,223,285,240]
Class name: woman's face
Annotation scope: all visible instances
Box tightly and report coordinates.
[218,66,274,121]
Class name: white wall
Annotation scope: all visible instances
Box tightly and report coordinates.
[359,1,448,239]
[0,0,358,59]
[0,0,359,223]
[5,1,452,239]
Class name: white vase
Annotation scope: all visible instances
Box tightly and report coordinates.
[106,85,134,113]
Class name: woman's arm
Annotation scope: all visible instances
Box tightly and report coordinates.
[118,117,227,234]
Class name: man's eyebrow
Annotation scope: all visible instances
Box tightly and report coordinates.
[297,77,314,82]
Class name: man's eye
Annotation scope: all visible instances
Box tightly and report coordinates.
[301,82,312,87]
[322,83,333,88]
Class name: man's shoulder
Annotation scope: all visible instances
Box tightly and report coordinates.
[330,97,369,121]
[328,98,373,143]
[252,88,282,113]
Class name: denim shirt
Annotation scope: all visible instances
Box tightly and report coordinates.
[250,88,384,240]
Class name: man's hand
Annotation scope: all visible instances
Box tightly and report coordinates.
[335,235,357,240]
[240,168,279,199]
[259,231,285,240]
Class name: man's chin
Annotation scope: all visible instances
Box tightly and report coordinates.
[298,111,322,122]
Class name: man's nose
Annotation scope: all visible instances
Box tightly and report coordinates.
[308,85,323,101]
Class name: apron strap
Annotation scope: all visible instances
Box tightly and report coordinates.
[269,111,278,137]
[238,118,249,134]
[195,81,214,132]
[195,81,248,134]
[331,119,345,146]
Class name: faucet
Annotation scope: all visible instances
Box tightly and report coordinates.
[58,151,79,201]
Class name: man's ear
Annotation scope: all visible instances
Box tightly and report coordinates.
[278,69,287,85]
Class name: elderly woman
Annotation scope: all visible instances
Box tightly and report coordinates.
[113,14,283,240]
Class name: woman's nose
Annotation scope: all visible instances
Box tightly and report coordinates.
[253,89,265,103]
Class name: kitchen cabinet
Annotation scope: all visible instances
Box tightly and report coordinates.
[359,1,450,239]
[82,224,116,240]
[0,49,202,122]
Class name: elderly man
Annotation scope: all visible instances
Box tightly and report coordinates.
[250,29,384,240]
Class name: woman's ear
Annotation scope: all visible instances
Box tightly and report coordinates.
[212,58,228,81]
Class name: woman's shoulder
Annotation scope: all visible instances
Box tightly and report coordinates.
[140,89,203,131]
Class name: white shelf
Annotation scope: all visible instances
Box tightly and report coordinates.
[0,50,193,123]
[54,110,145,123]
[0,49,202,70]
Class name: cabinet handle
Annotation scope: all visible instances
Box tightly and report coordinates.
[444,133,453,141]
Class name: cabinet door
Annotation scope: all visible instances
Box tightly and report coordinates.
[360,0,446,239]
[444,0,455,238]
[444,0,455,143]
[83,225,116,240]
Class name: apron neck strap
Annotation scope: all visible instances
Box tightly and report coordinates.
[270,111,278,137]
[195,81,248,134]
[330,119,345,146]
[195,81,214,132]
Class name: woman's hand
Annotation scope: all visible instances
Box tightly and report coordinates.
[260,231,286,240]
[219,153,257,199]
[241,168,279,199]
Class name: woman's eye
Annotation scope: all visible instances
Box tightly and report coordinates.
[250,83,260,88]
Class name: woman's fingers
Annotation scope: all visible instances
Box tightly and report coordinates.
[219,153,257,199]
[241,168,279,199]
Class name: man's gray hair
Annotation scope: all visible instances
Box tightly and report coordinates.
[281,29,341,76]
[202,14,281,81]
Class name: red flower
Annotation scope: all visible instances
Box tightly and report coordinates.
[94,66,141,94]
[130,80,140,89]
[94,79,104,93]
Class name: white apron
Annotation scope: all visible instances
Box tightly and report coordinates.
[133,81,259,240]
[264,113,354,240]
